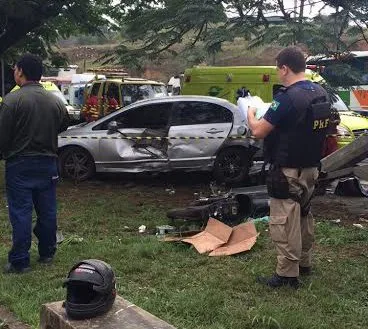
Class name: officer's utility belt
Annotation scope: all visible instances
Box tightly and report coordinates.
[266,165,311,216]
[266,165,292,200]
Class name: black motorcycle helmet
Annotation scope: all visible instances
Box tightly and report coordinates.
[63,259,116,320]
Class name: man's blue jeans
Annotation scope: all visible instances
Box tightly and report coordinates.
[5,156,58,269]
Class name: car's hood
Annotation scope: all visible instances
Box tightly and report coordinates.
[60,123,91,136]
[340,111,368,130]
[66,104,78,111]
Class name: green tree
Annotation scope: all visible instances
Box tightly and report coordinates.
[0,0,119,62]
[108,0,368,67]
[100,0,228,69]
[101,0,279,68]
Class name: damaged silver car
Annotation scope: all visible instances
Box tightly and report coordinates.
[58,96,259,185]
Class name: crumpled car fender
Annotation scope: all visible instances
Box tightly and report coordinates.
[215,139,258,157]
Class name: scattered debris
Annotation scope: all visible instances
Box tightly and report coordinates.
[161,230,203,242]
[359,218,368,223]
[123,182,136,188]
[165,188,175,195]
[251,216,270,223]
[56,231,65,244]
[0,319,8,329]
[156,225,175,237]
[138,225,147,233]
[209,181,226,196]
[334,177,368,197]
[353,223,365,229]
[60,234,84,245]
[330,219,341,224]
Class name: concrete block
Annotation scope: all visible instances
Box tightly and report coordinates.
[40,295,176,329]
[321,135,368,173]
[354,165,368,181]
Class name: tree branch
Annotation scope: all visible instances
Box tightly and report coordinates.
[148,28,191,56]
[233,0,244,18]
[318,4,328,15]
[256,0,268,27]
[350,15,368,45]
[141,26,178,49]
[347,37,366,49]
[191,21,207,47]
[337,10,350,40]
[277,0,292,22]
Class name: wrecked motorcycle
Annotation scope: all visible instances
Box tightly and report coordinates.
[167,185,270,226]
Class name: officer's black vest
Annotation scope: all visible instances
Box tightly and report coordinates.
[264,83,331,168]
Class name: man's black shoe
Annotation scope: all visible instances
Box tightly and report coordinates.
[37,257,54,264]
[299,266,312,276]
[257,273,299,289]
[3,263,31,274]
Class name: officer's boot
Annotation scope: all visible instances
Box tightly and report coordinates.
[257,273,299,289]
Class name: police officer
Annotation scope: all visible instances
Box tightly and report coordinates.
[247,47,330,289]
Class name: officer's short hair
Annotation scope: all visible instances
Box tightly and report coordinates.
[276,47,306,73]
[16,54,43,81]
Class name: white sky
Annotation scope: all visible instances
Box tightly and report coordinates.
[276,0,335,17]
[225,0,336,18]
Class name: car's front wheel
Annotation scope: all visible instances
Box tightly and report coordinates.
[213,147,251,186]
[59,146,95,181]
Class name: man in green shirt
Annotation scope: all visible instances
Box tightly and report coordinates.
[0,54,69,273]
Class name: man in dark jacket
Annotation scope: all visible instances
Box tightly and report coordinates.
[248,47,330,288]
[0,54,69,273]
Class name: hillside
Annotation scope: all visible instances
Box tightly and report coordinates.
[60,40,284,83]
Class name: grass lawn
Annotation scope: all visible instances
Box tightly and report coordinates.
[0,170,367,329]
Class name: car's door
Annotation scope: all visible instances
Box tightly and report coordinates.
[92,102,172,172]
[168,101,233,169]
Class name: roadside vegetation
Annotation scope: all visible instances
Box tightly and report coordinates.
[0,168,367,329]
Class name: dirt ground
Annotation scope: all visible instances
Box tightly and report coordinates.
[72,172,368,224]
[313,193,368,223]
[0,307,30,329]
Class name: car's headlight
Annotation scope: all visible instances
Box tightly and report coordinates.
[237,126,247,135]
[336,125,353,137]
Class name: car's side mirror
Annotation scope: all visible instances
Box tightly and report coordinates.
[107,121,118,134]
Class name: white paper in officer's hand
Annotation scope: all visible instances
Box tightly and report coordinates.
[237,96,271,126]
